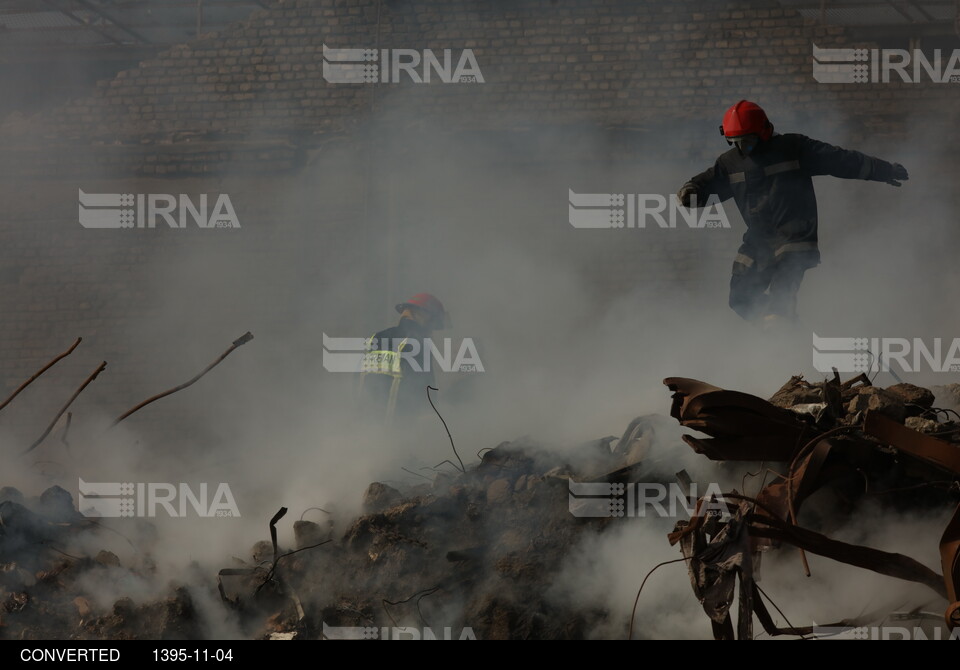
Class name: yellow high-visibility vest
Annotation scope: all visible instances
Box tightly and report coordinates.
[359,336,409,422]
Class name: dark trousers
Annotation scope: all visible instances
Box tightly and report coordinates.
[729,254,807,321]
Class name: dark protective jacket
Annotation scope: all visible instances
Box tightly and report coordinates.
[682,133,900,272]
[361,317,435,421]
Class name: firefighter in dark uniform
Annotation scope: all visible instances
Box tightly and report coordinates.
[677,100,908,324]
[360,293,448,423]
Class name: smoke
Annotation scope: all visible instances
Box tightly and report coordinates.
[547,496,952,639]
[3,98,954,637]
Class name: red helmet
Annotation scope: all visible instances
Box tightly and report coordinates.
[720,100,773,141]
[396,293,448,328]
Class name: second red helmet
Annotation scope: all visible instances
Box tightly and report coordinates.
[395,293,449,328]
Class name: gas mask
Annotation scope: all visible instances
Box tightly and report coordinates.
[726,133,760,156]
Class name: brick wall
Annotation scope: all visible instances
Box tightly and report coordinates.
[3,0,958,174]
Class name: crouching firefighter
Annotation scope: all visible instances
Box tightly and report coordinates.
[677,100,908,325]
[360,293,449,424]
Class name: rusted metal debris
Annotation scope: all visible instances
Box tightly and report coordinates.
[0,337,82,415]
[672,493,943,638]
[216,505,327,633]
[2,333,252,459]
[859,411,960,631]
[664,377,815,461]
[663,374,960,638]
[23,361,107,455]
[863,410,960,475]
[112,331,254,427]
[942,506,960,630]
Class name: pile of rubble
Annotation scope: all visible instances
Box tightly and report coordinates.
[0,432,670,640]
[3,334,672,641]
[209,374,960,640]
[0,485,205,639]
[2,366,958,640]
[216,433,668,640]
[664,374,960,639]
[0,333,254,639]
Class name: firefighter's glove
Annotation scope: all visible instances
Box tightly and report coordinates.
[887,163,908,187]
[677,183,699,207]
